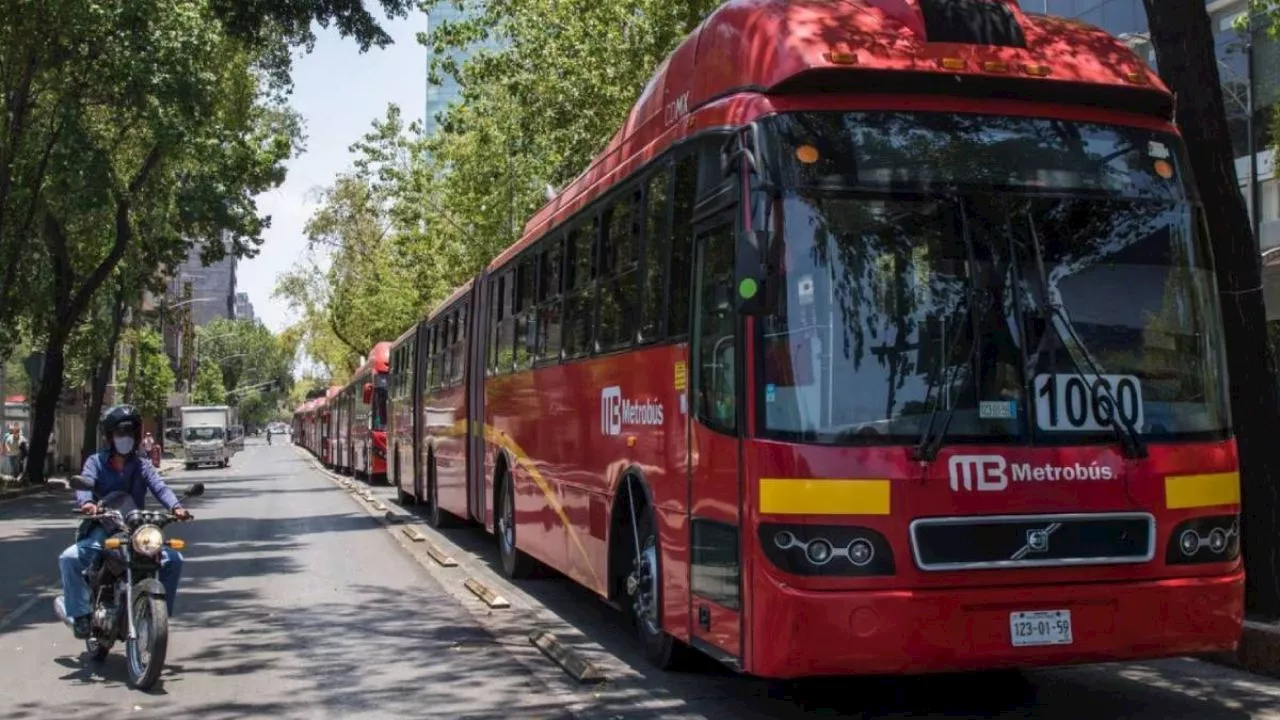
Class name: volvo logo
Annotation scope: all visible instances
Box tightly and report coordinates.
[1011,522,1061,560]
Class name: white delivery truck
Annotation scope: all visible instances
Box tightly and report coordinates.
[181,405,231,469]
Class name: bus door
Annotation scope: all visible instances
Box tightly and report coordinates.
[687,208,744,662]
[467,276,489,524]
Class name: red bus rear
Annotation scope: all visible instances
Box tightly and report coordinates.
[386,0,1242,678]
[335,342,392,481]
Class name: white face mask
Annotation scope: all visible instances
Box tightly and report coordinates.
[113,437,135,456]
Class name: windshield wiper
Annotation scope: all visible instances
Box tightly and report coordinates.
[913,203,983,462]
[1023,211,1148,459]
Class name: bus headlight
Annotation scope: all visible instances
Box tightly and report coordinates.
[1166,515,1239,564]
[132,525,165,556]
[759,523,894,577]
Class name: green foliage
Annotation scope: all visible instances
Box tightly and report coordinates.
[196,318,294,412]
[132,327,176,418]
[236,393,271,429]
[191,357,226,405]
[280,2,717,372]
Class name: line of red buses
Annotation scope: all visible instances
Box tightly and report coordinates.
[297,0,1243,678]
[293,343,392,481]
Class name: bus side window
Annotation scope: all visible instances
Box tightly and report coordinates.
[597,186,641,352]
[694,221,738,433]
[514,256,535,369]
[536,235,564,363]
[499,271,516,372]
[564,222,596,359]
[453,303,467,384]
[642,166,673,342]
[668,155,697,338]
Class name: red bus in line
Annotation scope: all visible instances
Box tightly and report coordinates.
[319,386,341,467]
[332,342,393,481]
[387,0,1242,678]
[294,398,321,457]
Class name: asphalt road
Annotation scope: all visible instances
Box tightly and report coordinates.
[3,440,1280,719]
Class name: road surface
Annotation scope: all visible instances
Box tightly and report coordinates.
[2,439,1279,719]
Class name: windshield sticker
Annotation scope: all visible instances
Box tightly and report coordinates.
[1153,159,1174,179]
[1034,373,1145,433]
[765,384,777,403]
[1148,141,1170,159]
[797,275,815,305]
[979,400,1017,420]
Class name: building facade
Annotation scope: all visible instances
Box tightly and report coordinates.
[423,4,503,138]
[234,292,255,322]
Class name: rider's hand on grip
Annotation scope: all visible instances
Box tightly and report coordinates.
[79,503,99,516]
[174,507,193,521]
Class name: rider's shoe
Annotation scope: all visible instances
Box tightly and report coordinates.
[54,596,91,638]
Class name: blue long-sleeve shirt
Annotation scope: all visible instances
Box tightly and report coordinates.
[74,450,181,510]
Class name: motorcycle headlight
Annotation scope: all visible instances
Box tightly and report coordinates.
[132,525,164,555]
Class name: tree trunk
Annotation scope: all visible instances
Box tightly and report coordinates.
[23,341,64,485]
[82,286,128,460]
[1143,0,1280,619]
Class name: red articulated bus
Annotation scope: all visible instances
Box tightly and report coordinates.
[332,342,393,481]
[320,386,342,467]
[386,0,1242,678]
[295,398,322,458]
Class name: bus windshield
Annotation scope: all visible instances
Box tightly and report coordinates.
[758,111,1230,446]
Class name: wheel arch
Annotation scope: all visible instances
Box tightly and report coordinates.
[607,466,655,605]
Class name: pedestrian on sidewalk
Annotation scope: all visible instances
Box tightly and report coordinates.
[3,423,22,478]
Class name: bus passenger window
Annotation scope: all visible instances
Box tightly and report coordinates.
[668,156,697,337]
[642,168,672,341]
[598,191,641,352]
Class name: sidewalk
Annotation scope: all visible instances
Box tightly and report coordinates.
[0,458,184,503]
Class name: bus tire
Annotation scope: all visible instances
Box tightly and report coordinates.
[623,483,686,670]
[394,453,414,506]
[497,464,537,579]
[427,453,454,529]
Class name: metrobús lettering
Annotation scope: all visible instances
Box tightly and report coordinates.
[620,398,664,426]
[1010,462,1115,482]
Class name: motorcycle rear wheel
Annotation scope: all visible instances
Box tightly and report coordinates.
[125,595,168,690]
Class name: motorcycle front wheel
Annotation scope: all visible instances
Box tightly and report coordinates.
[125,595,168,690]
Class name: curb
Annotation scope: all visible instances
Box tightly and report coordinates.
[1205,621,1280,680]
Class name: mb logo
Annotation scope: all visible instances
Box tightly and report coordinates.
[601,386,622,436]
[948,455,1009,492]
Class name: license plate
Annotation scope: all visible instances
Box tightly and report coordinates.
[1009,610,1073,647]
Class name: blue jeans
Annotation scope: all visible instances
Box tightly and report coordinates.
[59,525,183,619]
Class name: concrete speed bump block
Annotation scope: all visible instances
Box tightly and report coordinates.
[422,540,458,567]
[529,630,605,684]
[464,577,510,608]
[401,526,426,542]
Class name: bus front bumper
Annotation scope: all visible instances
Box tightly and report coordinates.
[751,570,1243,678]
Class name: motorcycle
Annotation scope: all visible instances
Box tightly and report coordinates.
[55,476,204,689]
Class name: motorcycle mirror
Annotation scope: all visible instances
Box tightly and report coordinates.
[68,475,94,491]
[185,483,206,498]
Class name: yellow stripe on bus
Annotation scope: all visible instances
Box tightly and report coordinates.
[759,478,891,516]
[1164,471,1241,510]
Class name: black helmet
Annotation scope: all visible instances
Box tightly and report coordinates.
[99,405,142,441]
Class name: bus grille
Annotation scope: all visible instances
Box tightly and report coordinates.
[909,512,1155,572]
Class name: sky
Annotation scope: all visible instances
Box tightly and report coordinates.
[239,11,427,335]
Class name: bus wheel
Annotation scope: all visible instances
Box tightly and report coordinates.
[394,454,414,506]
[497,467,537,579]
[627,490,683,670]
[427,455,454,529]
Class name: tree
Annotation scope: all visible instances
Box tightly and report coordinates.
[5,2,302,484]
[131,327,176,421]
[191,357,226,406]
[236,393,271,430]
[1144,0,1280,618]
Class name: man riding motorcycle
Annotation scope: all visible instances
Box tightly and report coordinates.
[55,405,191,639]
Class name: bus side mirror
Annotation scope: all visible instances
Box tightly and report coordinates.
[362,383,373,404]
